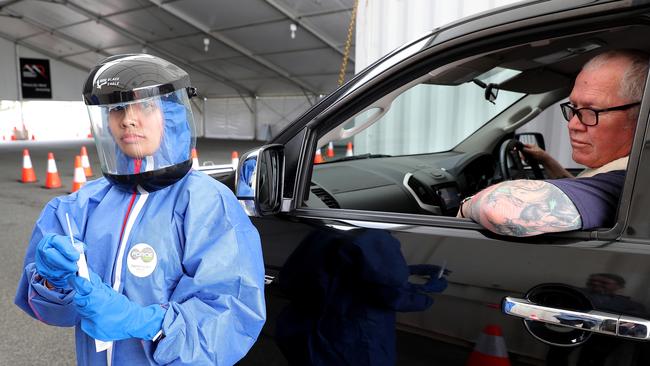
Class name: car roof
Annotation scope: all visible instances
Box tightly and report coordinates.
[274,0,650,142]
[432,0,650,43]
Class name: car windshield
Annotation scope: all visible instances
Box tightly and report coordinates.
[328,67,525,158]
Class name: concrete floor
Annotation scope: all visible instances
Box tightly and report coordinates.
[0,138,481,366]
[0,138,262,366]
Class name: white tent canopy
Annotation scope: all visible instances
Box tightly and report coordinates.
[0,0,356,98]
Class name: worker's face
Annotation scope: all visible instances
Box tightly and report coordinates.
[567,58,637,168]
[108,99,164,158]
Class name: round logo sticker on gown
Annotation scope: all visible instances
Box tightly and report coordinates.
[127,243,157,277]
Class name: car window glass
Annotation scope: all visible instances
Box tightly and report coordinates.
[516,99,586,173]
[303,66,524,215]
[351,68,523,155]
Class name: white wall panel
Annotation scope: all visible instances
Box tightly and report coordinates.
[202,96,313,140]
[354,0,579,169]
[353,0,523,155]
[204,97,256,139]
[0,37,19,100]
[355,0,521,71]
[0,37,89,101]
[256,96,312,140]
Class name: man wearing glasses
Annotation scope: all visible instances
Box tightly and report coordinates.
[458,50,649,237]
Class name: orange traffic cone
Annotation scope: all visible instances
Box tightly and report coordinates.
[231,151,239,168]
[44,152,62,189]
[21,149,37,183]
[345,142,354,157]
[466,325,511,366]
[71,155,86,192]
[191,148,199,169]
[314,148,324,164]
[327,141,335,158]
[80,146,93,177]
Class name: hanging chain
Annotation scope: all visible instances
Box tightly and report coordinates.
[338,0,360,86]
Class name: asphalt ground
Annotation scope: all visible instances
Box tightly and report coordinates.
[0,138,262,366]
[0,138,477,366]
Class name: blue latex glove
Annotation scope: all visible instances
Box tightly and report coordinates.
[71,269,165,341]
[35,233,80,289]
[408,264,449,293]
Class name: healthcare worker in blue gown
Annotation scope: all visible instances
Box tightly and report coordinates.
[14,54,266,366]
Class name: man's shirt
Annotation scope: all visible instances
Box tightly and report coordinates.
[547,170,625,229]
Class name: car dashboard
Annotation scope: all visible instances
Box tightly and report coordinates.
[306,151,498,216]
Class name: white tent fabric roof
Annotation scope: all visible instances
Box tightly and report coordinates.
[0,0,355,98]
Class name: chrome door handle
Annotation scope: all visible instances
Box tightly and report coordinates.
[502,297,650,340]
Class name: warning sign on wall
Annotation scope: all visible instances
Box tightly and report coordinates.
[20,58,52,99]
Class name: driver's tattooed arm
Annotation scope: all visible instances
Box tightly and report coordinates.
[463,180,581,237]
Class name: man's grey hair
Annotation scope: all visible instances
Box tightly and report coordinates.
[583,49,650,103]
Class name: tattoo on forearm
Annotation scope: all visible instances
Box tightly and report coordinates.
[467,180,582,237]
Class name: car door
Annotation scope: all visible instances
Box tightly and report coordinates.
[238,2,650,365]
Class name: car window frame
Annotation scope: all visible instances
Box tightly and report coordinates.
[283,11,650,243]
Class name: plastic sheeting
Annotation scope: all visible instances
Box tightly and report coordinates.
[350,0,524,155]
[204,97,255,140]
[203,96,313,141]
[353,0,579,170]
[256,96,313,141]
[201,1,526,143]
[355,0,522,71]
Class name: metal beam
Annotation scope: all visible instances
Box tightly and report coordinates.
[147,0,319,95]
[189,45,332,63]
[5,8,110,57]
[298,7,353,19]
[0,0,24,10]
[56,0,257,97]
[211,17,286,33]
[16,4,161,41]
[0,30,89,72]
[262,0,353,63]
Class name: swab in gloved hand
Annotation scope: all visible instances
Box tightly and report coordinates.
[66,213,112,352]
[66,213,89,281]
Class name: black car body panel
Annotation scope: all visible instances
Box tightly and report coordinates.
[213,1,650,364]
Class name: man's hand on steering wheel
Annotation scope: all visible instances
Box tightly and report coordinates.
[521,143,550,165]
[499,139,545,180]
[522,143,574,179]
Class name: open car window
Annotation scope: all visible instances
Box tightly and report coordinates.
[322,67,524,158]
[300,24,647,233]
[303,64,527,216]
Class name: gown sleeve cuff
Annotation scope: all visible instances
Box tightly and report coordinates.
[28,265,73,301]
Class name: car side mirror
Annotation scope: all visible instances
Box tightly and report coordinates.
[235,144,284,217]
[515,132,546,150]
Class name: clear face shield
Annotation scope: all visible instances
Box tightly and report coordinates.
[87,89,196,177]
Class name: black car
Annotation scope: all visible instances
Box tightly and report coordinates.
[212,1,650,364]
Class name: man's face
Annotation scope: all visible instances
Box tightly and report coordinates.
[568,58,637,168]
[108,99,164,158]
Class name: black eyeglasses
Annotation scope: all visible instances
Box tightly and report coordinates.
[560,101,641,126]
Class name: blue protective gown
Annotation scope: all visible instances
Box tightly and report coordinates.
[16,173,266,365]
[15,96,266,365]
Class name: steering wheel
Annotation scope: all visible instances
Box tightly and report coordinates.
[498,139,544,180]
